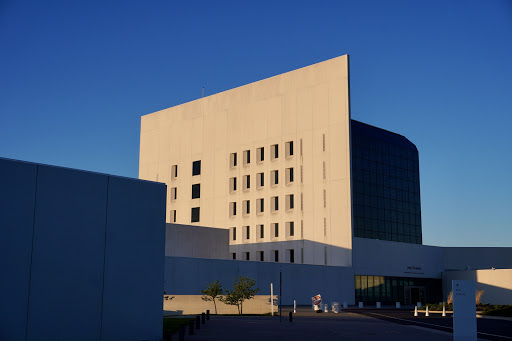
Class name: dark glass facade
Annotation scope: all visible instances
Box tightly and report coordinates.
[355,275,442,305]
[351,120,422,244]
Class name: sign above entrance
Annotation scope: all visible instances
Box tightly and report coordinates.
[404,265,424,274]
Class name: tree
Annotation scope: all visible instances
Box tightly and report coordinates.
[200,280,223,314]
[220,276,260,314]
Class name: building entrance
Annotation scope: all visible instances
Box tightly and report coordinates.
[405,286,425,305]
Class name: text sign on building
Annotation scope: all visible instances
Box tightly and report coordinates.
[452,280,476,341]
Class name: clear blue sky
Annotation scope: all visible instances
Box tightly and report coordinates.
[1,0,511,247]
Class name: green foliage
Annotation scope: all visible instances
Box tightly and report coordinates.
[200,280,223,314]
[220,276,260,314]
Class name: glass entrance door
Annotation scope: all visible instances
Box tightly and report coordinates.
[405,286,425,305]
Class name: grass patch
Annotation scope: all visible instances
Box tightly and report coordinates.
[163,317,195,334]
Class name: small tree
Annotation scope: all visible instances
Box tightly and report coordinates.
[220,276,260,314]
[201,280,223,314]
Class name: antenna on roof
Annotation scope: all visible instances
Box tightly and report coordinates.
[202,87,204,98]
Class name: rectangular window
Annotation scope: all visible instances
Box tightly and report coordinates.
[258,251,264,261]
[300,193,303,211]
[229,177,237,192]
[257,224,264,239]
[286,141,294,157]
[271,144,278,160]
[274,250,279,262]
[257,172,264,188]
[171,165,178,179]
[256,198,264,214]
[271,170,279,186]
[300,138,303,156]
[231,253,236,260]
[271,196,279,212]
[243,150,250,166]
[300,165,303,183]
[232,227,236,241]
[191,207,200,223]
[287,221,294,237]
[257,147,264,162]
[230,153,237,168]
[243,200,250,216]
[323,161,326,179]
[192,160,201,176]
[323,189,326,208]
[286,194,294,210]
[289,249,295,263]
[286,167,294,184]
[243,175,250,190]
[192,184,200,199]
[170,210,176,223]
[272,223,279,238]
[322,134,326,152]
[171,187,177,201]
[229,202,237,217]
[243,252,250,261]
[244,225,250,240]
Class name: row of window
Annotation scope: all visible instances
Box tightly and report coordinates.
[170,207,201,223]
[229,168,294,192]
[230,141,294,168]
[170,183,201,201]
[231,249,296,263]
[229,195,295,216]
[170,160,201,179]
[231,222,295,241]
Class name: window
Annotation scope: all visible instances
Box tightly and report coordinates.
[286,141,294,157]
[171,165,178,179]
[271,196,279,212]
[271,170,279,186]
[258,251,264,261]
[192,160,201,176]
[191,207,200,223]
[170,210,176,223]
[257,147,264,162]
[192,184,200,199]
[243,150,251,166]
[286,221,294,237]
[274,250,279,262]
[229,177,237,192]
[244,225,250,240]
[243,252,250,261]
[323,161,326,179]
[231,227,236,241]
[286,194,294,210]
[271,144,278,160]
[257,224,264,239]
[243,175,250,190]
[256,198,264,214]
[229,202,237,217]
[231,253,236,260]
[257,172,264,188]
[272,223,279,238]
[243,200,250,216]
[322,134,326,152]
[286,167,294,184]
[171,187,177,201]
[323,189,326,208]
[289,249,295,263]
[230,153,237,168]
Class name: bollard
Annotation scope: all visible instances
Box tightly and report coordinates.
[207,309,210,320]
[196,315,200,329]
[293,300,296,313]
[202,312,206,324]
[324,303,328,312]
[343,302,348,309]
[359,302,363,308]
[376,302,381,309]
[164,331,172,341]
[179,325,185,341]
[189,320,195,335]
[414,306,418,317]
[396,302,401,309]
[289,311,293,322]
[442,303,446,317]
[425,306,430,317]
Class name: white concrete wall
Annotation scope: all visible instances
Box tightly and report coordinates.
[352,237,444,278]
[164,295,277,315]
[442,269,512,304]
[166,223,229,259]
[140,55,352,267]
[0,158,166,341]
[164,256,355,306]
